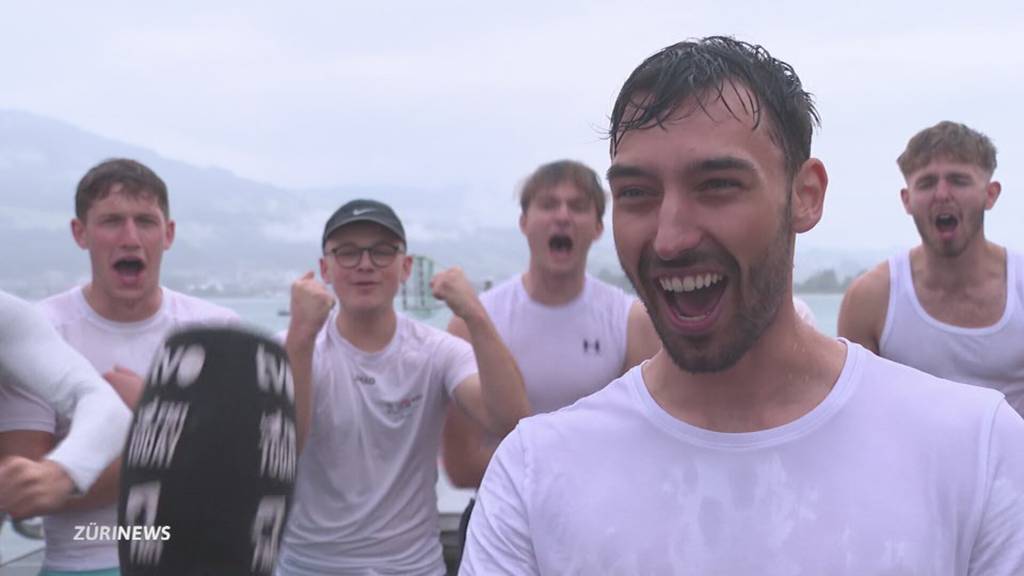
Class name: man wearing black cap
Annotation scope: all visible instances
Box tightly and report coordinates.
[277,199,528,575]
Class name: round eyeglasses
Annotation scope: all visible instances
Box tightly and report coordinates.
[326,243,403,268]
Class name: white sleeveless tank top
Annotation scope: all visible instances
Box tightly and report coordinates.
[879,249,1024,416]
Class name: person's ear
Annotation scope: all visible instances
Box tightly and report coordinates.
[790,158,828,234]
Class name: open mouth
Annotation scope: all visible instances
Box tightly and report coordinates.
[935,213,959,235]
[113,257,145,281]
[549,234,574,254]
[658,272,728,322]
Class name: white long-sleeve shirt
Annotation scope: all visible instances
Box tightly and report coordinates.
[0,290,131,491]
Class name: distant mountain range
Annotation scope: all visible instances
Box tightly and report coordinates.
[0,109,887,298]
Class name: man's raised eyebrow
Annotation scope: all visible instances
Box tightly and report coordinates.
[606,164,652,181]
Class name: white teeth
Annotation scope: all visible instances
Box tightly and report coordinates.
[660,273,723,293]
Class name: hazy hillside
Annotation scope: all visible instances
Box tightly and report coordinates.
[0,109,884,297]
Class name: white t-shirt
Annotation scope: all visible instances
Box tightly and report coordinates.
[0,290,131,491]
[277,312,478,576]
[479,274,634,415]
[0,286,238,572]
[462,342,1024,575]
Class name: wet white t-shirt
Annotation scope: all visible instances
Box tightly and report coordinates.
[463,343,1024,575]
[277,312,477,576]
[479,274,634,415]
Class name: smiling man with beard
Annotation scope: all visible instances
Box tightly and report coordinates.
[839,122,1024,418]
[459,37,1024,575]
[0,158,237,576]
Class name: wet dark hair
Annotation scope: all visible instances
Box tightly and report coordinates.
[75,158,169,220]
[897,121,997,177]
[609,36,819,178]
[519,160,606,222]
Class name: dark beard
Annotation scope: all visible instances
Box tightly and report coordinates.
[625,206,793,373]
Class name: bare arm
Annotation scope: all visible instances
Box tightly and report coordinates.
[441,404,496,489]
[440,315,501,488]
[0,431,69,518]
[837,262,890,355]
[0,291,131,492]
[623,299,661,374]
[432,268,529,437]
[2,435,122,515]
[0,373,136,516]
[284,271,335,454]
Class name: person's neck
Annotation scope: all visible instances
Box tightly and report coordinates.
[644,303,846,433]
[82,283,163,323]
[522,264,586,306]
[336,307,398,353]
[914,237,1005,294]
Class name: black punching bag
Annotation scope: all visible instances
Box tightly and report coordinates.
[118,327,297,576]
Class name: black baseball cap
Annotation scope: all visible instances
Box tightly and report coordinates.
[321,199,406,248]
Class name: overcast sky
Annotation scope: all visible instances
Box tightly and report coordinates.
[2,0,1021,252]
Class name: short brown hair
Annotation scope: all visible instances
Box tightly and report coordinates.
[519,160,606,222]
[75,158,169,220]
[897,121,997,178]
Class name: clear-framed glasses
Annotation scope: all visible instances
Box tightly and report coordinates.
[326,243,403,269]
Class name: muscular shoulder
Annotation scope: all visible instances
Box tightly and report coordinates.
[838,261,890,352]
[851,261,889,296]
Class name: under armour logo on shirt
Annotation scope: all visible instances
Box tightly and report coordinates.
[582,339,601,355]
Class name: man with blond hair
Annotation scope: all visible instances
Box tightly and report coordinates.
[840,121,1024,417]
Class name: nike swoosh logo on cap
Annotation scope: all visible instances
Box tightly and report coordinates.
[352,208,375,216]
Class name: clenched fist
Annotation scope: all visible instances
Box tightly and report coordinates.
[0,457,74,518]
[289,271,336,342]
[430,267,484,323]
